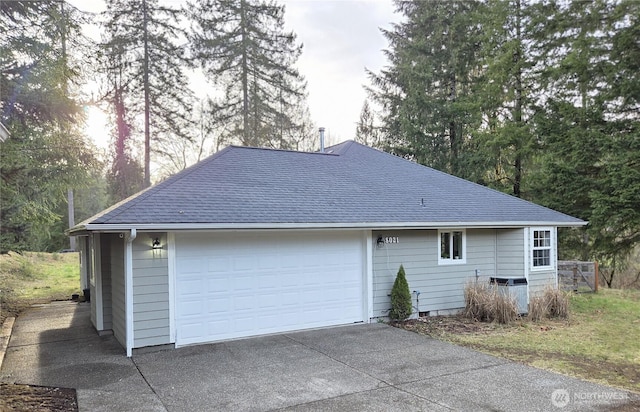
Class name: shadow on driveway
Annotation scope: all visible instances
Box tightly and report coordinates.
[0,302,164,411]
[1,302,636,411]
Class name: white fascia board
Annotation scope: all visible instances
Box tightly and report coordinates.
[79,220,587,232]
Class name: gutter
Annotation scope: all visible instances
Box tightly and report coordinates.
[69,220,588,234]
[124,229,136,357]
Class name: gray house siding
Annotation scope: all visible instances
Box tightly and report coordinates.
[100,235,113,330]
[372,229,498,317]
[132,233,170,348]
[529,269,557,296]
[371,228,557,318]
[110,234,126,348]
[496,229,525,278]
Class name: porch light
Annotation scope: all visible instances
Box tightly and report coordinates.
[152,237,161,249]
[376,236,384,248]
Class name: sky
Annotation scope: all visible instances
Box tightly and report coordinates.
[70,0,401,149]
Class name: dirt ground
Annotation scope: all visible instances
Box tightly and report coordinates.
[398,315,501,336]
[0,383,77,411]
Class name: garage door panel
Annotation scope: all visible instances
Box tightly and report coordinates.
[257,274,278,288]
[234,294,255,309]
[175,231,364,346]
[205,298,230,314]
[257,293,279,308]
[179,297,205,314]
[180,258,205,274]
[178,278,203,295]
[257,256,278,270]
[208,256,230,272]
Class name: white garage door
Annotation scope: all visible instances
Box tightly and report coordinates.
[175,231,364,346]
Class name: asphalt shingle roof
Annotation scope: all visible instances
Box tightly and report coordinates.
[80,141,584,228]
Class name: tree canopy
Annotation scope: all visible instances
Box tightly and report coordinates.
[1,1,101,252]
[189,0,312,149]
[368,0,640,284]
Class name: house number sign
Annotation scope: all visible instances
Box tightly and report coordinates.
[384,236,399,244]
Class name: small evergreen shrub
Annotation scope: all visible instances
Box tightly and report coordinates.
[390,265,412,321]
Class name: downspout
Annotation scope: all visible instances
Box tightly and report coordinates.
[125,229,136,357]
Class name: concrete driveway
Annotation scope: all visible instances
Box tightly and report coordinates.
[1,302,635,411]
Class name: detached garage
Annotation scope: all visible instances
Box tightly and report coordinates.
[69,141,585,356]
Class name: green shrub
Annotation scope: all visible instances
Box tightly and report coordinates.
[390,265,412,321]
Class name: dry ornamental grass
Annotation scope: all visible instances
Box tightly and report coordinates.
[463,282,518,324]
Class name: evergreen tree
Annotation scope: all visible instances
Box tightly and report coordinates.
[527,0,639,285]
[188,0,311,149]
[390,265,412,321]
[1,1,99,252]
[101,41,144,203]
[354,99,380,148]
[527,0,614,256]
[100,0,194,188]
[587,0,640,285]
[367,0,483,177]
[472,0,536,196]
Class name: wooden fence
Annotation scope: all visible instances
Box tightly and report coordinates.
[558,260,599,292]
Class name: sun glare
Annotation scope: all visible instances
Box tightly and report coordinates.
[84,106,111,150]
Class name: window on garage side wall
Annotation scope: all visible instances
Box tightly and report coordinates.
[532,228,553,269]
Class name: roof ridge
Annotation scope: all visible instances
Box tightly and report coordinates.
[323,139,357,155]
[230,145,338,156]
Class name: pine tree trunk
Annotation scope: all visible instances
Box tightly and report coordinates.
[143,0,151,188]
[240,0,250,146]
[449,73,458,175]
[513,0,523,198]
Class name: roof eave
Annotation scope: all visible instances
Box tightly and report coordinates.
[76,220,588,233]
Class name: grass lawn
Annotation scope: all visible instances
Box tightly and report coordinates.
[401,289,640,393]
[0,251,81,324]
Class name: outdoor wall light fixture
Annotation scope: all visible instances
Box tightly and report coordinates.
[376,236,384,248]
[152,237,162,249]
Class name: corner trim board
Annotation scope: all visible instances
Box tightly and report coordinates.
[125,229,136,357]
[167,232,176,344]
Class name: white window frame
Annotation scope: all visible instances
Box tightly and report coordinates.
[438,229,467,265]
[531,227,554,271]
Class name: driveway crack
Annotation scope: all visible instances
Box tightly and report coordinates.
[131,357,169,412]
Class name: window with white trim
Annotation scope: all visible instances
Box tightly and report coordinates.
[532,229,552,269]
[438,229,466,264]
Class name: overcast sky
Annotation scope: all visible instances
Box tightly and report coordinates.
[71,0,400,148]
[282,0,399,145]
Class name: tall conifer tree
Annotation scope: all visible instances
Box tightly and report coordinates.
[0,1,99,251]
[367,0,483,177]
[189,0,311,149]
[100,0,194,190]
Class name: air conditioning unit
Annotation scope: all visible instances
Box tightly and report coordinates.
[489,277,528,314]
